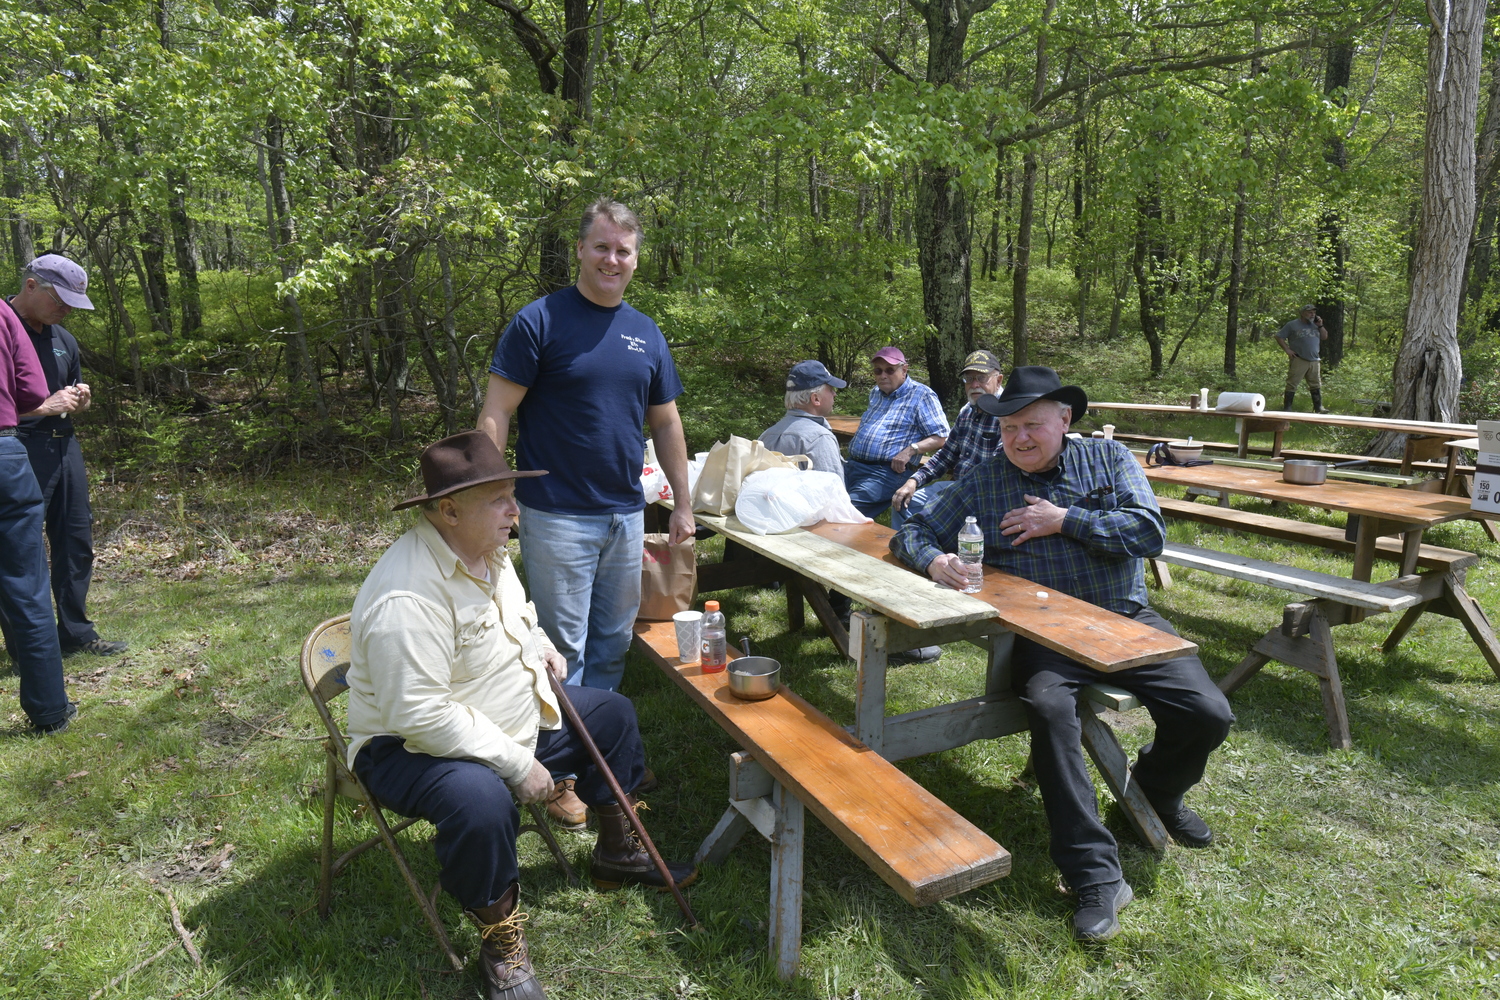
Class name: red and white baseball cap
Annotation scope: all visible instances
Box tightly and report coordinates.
[27,254,95,310]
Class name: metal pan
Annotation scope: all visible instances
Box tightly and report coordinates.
[1282,459,1327,485]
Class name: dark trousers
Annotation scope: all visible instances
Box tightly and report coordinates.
[21,433,96,648]
[353,685,645,910]
[1014,606,1234,890]
[0,436,68,726]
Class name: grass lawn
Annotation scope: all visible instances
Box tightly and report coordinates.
[2,447,1499,998]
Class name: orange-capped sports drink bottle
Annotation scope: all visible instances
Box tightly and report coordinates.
[700,600,728,672]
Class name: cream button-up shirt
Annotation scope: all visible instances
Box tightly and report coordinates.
[345,516,562,783]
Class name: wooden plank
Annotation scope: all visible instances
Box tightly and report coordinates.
[1155,497,1478,572]
[729,751,774,800]
[693,509,997,631]
[696,807,753,865]
[1138,456,1483,526]
[875,695,1031,762]
[827,415,860,440]
[1156,543,1422,612]
[851,611,889,753]
[803,520,1198,673]
[1084,684,1142,713]
[731,795,778,841]
[633,621,1012,905]
[1078,707,1170,853]
[769,783,805,981]
[1090,401,1476,438]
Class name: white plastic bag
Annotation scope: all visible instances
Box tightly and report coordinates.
[640,440,673,502]
[733,468,871,535]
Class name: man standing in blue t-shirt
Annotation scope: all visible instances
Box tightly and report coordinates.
[478,198,692,689]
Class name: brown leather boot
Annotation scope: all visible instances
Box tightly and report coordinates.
[465,885,547,1000]
[590,799,699,891]
[545,778,587,831]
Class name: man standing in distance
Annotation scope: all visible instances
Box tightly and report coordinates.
[479,199,691,821]
[5,255,128,660]
[1274,304,1330,413]
[844,346,948,520]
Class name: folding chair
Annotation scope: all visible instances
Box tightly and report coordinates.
[299,614,577,971]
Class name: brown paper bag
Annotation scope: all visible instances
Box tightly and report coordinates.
[637,533,697,621]
[689,435,809,515]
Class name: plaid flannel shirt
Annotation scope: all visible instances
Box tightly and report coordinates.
[847,378,949,464]
[909,402,1001,488]
[890,438,1165,614]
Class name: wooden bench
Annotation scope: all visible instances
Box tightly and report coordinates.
[1156,496,1479,575]
[1151,542,1425,748]
[632,621,1010,979]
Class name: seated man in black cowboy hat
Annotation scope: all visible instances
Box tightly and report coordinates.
[890,366,1233,942]
[345,430,696,1000]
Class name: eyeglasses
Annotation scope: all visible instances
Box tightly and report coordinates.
[40,284,70,312]
[871,365,904,376]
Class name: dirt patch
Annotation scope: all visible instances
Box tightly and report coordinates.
[138,839,236,884]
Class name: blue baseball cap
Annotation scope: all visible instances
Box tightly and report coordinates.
[786,360,847,391]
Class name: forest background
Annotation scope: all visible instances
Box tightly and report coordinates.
[3,0,1500,474]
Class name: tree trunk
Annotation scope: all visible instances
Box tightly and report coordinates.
[1383,0,1487,437]
[1132,189,1165,374]
[1,131,35,273]
[1318,41,1353,368]
[1007,0,1052,367]
[1011,149,1037,366]
[1072,104,1089,337]
[138,212,174,341]
[166,170,202,337]
[912,0,995,404]
[1225,170,1248,376]
[260,116,325,419]
[1462,43,1500,341]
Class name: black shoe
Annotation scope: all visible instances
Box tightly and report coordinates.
[1153,803,1214,848]
[1072,879,1133,941]
[33,701,78,735]
[890,646,942,664]
[64,639,128,657]
[632,766,659,796]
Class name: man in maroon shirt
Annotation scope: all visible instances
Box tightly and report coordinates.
[0,266,75,732]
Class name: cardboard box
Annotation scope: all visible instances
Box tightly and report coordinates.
[1479,420,1500,468]
[1473,463,1500,515]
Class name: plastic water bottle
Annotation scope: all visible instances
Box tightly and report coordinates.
[957,516,984,594]
[700,600,728,673]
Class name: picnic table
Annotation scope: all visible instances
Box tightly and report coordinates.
[1089,401,1477,473]
[636,500,1199,973]
[1138,456,1498,744]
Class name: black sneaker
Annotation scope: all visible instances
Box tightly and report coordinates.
[890,646,942,664]
[33,701,78,736]
[64,639,129,657]
[1153,803,1214,848]
[1072,879,1133,941]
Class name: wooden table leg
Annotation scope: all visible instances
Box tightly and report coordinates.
[1349,518,1381,624]
[1398,529,1424,578]
[1443,445,1462,495]
[1077,706,1170,853]
[784,576,804,632]
[851,611,889,753]
[768,782,805,981]
[1236,418,1249,458]
[801,581,850,659]
[1445,576,1500,681]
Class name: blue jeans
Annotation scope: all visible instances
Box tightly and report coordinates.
[844,459,908,519]
[517,503,644,692]
[0,436,68,726]
[891,479,957,530]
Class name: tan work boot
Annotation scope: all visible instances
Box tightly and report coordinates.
[590,799,698,891]
[465,884,547,999]
[545,778,588,831]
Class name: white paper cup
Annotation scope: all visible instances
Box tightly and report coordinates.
[1102,424,1115,440]
[673,611,703,664]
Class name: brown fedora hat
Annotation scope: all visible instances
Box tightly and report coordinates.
[393,430,547,510]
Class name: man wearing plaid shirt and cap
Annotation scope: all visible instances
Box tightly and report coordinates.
[844,346,948,519]
[890,365,1233,942]
[889,349,1004,529]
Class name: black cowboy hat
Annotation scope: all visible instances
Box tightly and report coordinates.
[394,430,547,510]
[973,365,1088,424]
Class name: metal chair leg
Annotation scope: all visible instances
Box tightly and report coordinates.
[364,789,466,973]
[319,754,337,920]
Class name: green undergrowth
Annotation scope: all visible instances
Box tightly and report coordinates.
[1,466,1498,999]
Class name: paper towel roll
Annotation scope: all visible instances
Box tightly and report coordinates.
[1215,391,1265,414]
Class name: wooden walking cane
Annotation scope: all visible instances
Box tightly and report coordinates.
[546,674,699,928]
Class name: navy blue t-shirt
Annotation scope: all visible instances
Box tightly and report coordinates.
[490,286,683,514]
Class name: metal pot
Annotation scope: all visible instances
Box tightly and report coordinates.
[1282,459,1328,485]
[728,638,781,700]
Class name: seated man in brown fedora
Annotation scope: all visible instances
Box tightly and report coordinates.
[345,430,696,1000]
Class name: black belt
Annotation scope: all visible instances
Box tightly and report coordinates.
[0,428,16,437]
[18,427,72,439]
